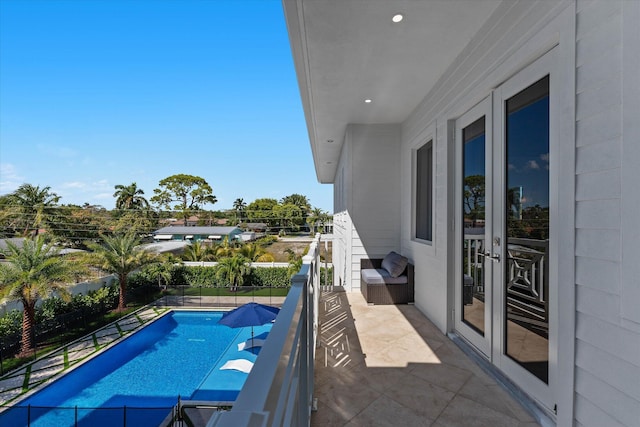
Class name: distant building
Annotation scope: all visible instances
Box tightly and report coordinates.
[152,226,243,242]
[245,223,268,232]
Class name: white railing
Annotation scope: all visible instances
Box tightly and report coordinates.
[203,234,321,427]
[464,234,485,294]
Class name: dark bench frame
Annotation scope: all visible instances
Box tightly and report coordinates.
[360,258,415,305]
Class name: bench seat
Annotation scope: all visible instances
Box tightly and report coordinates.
[360,257,414,305]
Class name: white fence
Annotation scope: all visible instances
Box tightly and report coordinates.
[0,275,117,316]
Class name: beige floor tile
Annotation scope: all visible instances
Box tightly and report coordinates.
[384,374,455,420]
[311,291,540,427]
[409,362,474,394]
[310,397,351,426]
[315,379,382,421]
[434,395,521,427]
[346,394,432,427]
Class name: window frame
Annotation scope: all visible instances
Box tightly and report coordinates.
[414,137,435,244]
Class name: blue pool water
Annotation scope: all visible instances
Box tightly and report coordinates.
[0,310,270,427]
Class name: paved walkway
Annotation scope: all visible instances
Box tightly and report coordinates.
[312,291,541,427]
[0,306,169,406]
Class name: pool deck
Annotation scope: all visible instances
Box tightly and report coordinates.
[0,306,171,406]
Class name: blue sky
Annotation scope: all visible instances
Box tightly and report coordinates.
[0,0,332,212]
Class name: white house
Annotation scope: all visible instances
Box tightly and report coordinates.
[283,0,639,426]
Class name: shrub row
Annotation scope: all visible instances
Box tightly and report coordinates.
[131,265,292,289]
[0,285,120,344]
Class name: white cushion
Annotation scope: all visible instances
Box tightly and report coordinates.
[220,359,254,373]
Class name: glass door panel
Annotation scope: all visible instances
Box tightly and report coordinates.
[455,96,492,356]
[503,76,550,383]
[462,117,486,335]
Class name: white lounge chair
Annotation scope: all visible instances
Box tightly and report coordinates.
[220,359,254,373]
[238,338,266,351]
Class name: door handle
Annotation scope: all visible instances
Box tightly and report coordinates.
[485,252,500,263]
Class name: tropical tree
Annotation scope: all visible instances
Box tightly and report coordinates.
[281,194,311,217]
[49,204,109,248]
[3,183,61,236]
[213,236,239,259]
[307,207,330,235]
[233,198,247,224]
[144,254,178,289]
[113,182,149,210]
[216,255,251,291]
[0,237,84,355]
[85,233,157,311]
[246,198,279,228]
[111,210,157,236]
[238,242,267,262]
[182,240,216,262]
[285,246,308,277]
[273,203,303,234]
[150,174,217,222]
[463,175,485,227]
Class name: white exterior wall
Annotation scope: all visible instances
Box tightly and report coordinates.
[332,124,401,292]
[573,1,640,426]
[396,0,638,425]
[325,0,639,424]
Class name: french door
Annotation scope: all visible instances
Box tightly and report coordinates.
[454,48,557,410]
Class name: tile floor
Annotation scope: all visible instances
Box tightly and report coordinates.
[312,291,541,427]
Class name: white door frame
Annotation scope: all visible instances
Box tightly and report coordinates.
[454,95,493,357]
[453,47,559,413]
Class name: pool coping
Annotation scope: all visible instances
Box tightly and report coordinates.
[0,305,238,408]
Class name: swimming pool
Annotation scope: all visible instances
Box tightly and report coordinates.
[0,310,270,427]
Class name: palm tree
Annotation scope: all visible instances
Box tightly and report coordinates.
[113,182,149,211]
[0,237,83,356]
[233,198,247,223]
[85,233,156,311]
[216,255,251,292]
[145,254,177,290]
[6,183,61,236]
[238,242,266,262]
[214,236,238,259]
[285,247,308,277]
[182,240,216,262]
[308,207,324,234]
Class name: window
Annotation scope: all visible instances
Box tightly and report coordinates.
[416,140,433,241]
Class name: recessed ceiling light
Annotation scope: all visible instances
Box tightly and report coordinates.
[364,99,372,103]
[327,139,334,143]
[392,14,403,23]
[326,161,333,165]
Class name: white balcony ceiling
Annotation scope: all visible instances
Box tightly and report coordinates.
[283,0,502,183]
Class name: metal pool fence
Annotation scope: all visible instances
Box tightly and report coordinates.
[0,403,175,426]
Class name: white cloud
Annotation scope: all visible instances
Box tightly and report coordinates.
[0,163,24,193]
[540,153,549,162]
[525,160,540,170]
[508,163,517,170]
